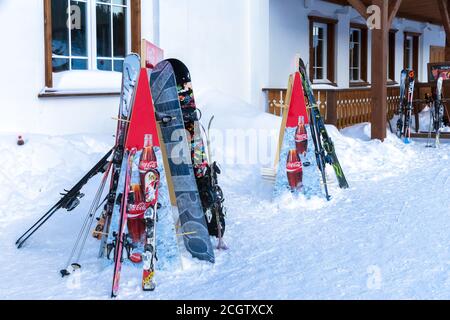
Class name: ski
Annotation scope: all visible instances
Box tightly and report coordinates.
[435,75,444,147]
[298,59,349,191]
[141,142,161,291]
[205,117,228,250]
[98,54,141,258]
[397,70,408,138]
[111,149,136,298]
[403,70,415,144]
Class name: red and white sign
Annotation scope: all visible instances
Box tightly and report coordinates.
[142,39,164,69]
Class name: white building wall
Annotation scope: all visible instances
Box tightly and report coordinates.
[158,0,251,103]
[267,0,446,88]
[0,1,156,136]
[0,0,446,135]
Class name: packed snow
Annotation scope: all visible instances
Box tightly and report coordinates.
[1,91,450,300]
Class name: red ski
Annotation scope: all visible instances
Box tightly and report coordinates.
[111,148,136,298]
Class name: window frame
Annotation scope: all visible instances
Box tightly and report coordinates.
[312,22,328,81]
[349,27,362,82]
[308,16,337,86]
[403,31,420,79]
[349,23,368,87]
[388,29,397,84]
[43,0,141,89]
[93,0,131,72]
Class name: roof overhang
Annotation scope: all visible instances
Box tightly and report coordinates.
[324,0,444,26]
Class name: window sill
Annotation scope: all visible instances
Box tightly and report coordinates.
[38,88,121,98]
[387,80,398,86]
[350,81,370,87]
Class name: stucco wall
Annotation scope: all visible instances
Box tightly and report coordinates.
[0,0,445,135]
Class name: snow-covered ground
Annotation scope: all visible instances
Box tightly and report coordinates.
[2,91,450,300]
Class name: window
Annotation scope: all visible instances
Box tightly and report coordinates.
[404,35,413,70]
[388,30,397,82]
[403,32,420,78]
[349,28,361,82]
[51,0,129,73]
[349,24,368,86]
[309,16,337,85]
[312,23,327,81]
[43,0,141,88]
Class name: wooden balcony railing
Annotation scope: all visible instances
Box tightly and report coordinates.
[262,83,435,131]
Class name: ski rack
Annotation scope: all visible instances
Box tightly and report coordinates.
[261,74,294,182]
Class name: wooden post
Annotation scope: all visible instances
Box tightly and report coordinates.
[43,0,53,88]
[130,0,142,54]
[326,90,338,127]
[371,0,389,141]
[438,0,450,61]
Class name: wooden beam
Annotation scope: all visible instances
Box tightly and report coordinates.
[371,0,389,141]
[347,0,369,19]
[130,0,142,54]
[437,0,450,61]
[438,0,450,41]
[388,0,402,27]
[43,0,52,88]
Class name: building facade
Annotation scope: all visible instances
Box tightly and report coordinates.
[0,0,445,135]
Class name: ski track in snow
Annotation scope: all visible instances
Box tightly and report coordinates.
[2,95,450,299]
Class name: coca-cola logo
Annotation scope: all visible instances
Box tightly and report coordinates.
[139,161,158,171]
[295,134,308,141]
[286,162,302,172]
[128,202,147,214]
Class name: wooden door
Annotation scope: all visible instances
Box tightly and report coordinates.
[430,46,445,63]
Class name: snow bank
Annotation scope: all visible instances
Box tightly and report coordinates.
[2,91,450,299]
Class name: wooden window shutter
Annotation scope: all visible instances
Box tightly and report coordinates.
[309,20,314,79]
[327,22,335,83]
[389,31,396,81]
[403,34,408,70]
[361,28,368,82]
[413,35,419,78]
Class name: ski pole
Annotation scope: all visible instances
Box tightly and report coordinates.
[61,162,112,277]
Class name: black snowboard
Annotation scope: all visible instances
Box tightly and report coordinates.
[150,60,215,263]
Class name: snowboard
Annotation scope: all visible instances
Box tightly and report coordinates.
[127,69,180,290]
[168,59,227,243]
[273,72,323,199]
[150,60,215,263]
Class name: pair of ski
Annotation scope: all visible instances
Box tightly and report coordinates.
[110,58,165,297]
[426,74,446,148]
[15,54,141,252]
[274,60,348,201]
[298,59,349,199]
[397,69,416,144]
[111,148,160,296]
